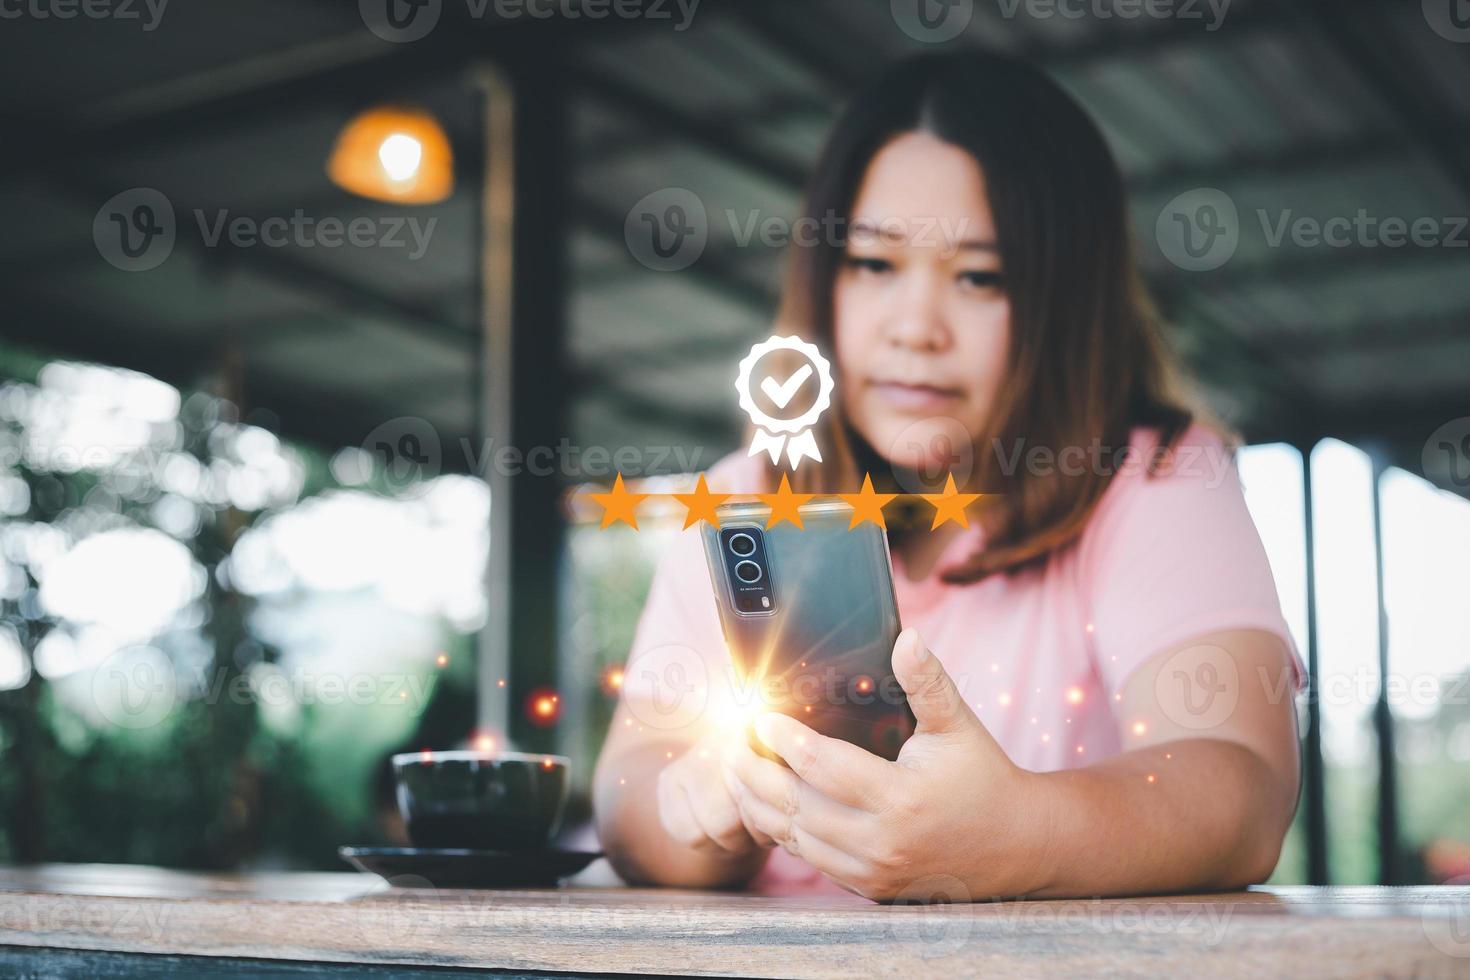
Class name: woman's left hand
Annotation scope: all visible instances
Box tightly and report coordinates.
[723,628,1049,902]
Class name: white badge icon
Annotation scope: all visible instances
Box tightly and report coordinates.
[735,335,835,469]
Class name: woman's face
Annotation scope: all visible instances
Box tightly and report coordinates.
[833,131,1010,477]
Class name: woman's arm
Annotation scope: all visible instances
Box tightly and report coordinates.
[593,702,772,889]
[1028,628,1299,895]
[725,627,1300,901]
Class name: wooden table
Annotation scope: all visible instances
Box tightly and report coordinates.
[1,863,1468,978]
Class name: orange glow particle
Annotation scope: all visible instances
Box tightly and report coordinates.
[541,757,555,770]
[856,676,873,694]
[420,748,433,763]
[1041,733,1050,743]
[1132,721,1147,737]
[666,751,674,759]
[1076,745,1084,755]
[472,732,496,753]
[497,678,506,688]
[1146,774,1156,784]
[603,666,625,694]
[526,688,561,726]
[1065,687,1084,706]
[435,653,449,668]
[1085,623,1095,634]
[998,693,1012,707]
[1165,753,1172,760]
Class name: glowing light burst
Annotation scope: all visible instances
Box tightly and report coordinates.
[471,731,497,753]
[1065,686,1084,706]
[601,665,625,696]
[526,689,561,726]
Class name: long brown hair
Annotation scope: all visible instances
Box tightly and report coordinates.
[769,51,1200,584]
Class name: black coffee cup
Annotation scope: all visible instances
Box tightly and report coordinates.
[393,751,570,851]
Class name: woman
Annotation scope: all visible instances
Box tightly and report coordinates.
[593,51,1302,902]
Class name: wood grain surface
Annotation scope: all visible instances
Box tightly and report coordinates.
[1,864,1467,978]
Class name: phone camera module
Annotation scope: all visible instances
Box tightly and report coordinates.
[733,559,763,585]
[728,532,757,557]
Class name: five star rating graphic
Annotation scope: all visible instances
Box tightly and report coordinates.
[586,471,985,531]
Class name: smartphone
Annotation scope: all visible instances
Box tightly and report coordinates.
[701,500,915,762]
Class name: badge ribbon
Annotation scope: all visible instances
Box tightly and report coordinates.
[735,335,835,470]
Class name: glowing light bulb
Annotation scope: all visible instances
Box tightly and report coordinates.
[378,133,423,182]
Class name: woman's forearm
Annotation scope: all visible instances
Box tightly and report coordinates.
[593,738,769,889]
[1021,737,1296,898]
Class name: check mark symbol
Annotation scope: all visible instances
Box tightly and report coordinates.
[760,364,813,409]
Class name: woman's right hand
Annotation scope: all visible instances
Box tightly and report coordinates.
[656,730,775,855]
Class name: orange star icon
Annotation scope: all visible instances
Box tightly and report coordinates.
[921,473,981,530]
[672,473,730,529]
[758,473,815,529]
[839,473,897,529]
[589,473,648,530]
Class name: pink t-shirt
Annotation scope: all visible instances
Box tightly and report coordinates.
[616,425,1301,895]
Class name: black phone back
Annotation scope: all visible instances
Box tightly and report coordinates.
[701,501,914,761]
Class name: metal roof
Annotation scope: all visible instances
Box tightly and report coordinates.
[2,0,1466,488]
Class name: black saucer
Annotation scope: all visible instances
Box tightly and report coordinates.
[339,846,601,889]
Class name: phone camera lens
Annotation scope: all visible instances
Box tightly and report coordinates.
[728,533,756,557]
[733,560,763,584]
